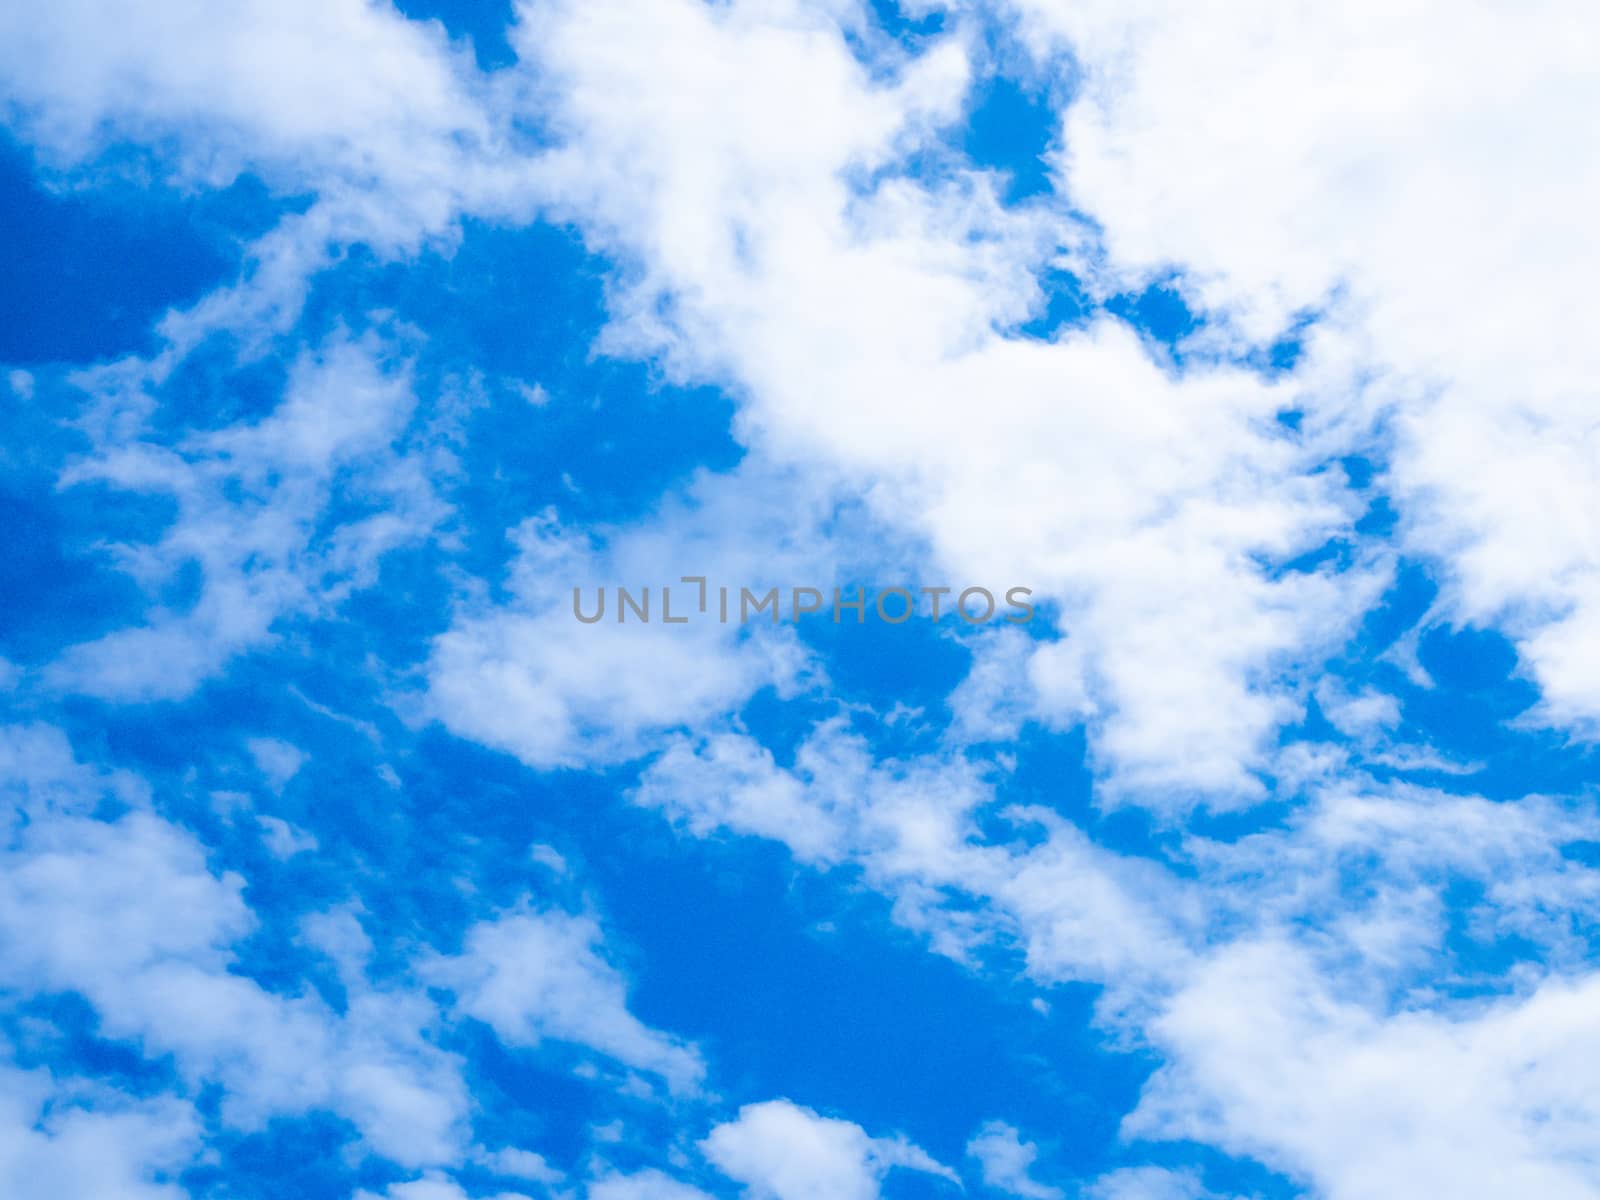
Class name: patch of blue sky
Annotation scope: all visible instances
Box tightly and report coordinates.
[136,335,292,439]
[1305,560,1600,800]
[556,788,1144,1183]
[863,0,950,43]
[961,71,1057,204]
[393,0,519,71]
[789,614,973,743]
[0,471,149,665]
[1017,267,1093,340]
[1104,281,1202,353]
[4,992,182,1100]
[297,219,745,537]
[184,1114,361,1200]
[0,134,286,366]
[989,723,1177,863]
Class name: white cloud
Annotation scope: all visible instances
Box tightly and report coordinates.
[701,1099,958,1200]
[509,0,1383,805]
[49,333,447,701]
[587,1168,714,1200]
[966,1120,1062,1199]
[301,904,375,985]
[257,814,319,859]
[477,1146,564,1187]
[355,1173,535,1200]
[635,720,1192,979]
[1313,680,1401,741]
[0,722,150,832]
[0,0,481,174]
[1004,0,1600,736]
[1082,1167,1216,1200]
[0,724,472,1169]
[0,1063,200,1200]
[424,903,704,1095]
[1131,941,1600,1200]
[426,467,829,770]
[248,736,307,789]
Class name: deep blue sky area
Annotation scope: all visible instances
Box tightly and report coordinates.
[0,137,284,365]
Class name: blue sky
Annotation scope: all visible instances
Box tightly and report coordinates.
[3,3,1600,1199]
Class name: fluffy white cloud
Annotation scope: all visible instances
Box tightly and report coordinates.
[0,723,471,1169]
[257,813,320,859]
[0,722,150,834]
[0,1064,200,1200]
[1133,942,1600,1200]
[477,1147,564,1188]
[354,1174,535,1200]
[424,904,704,1095]
[966,1120,1062,1200]
[0,0,481,174]
[248,736,307,789]
[1082,1166,1218,1200]
[426,464,833,769]
[701,1099,958,1200]
[509,0,1383,804]
[1006,0,1600,734]
[586,1168,714,1200]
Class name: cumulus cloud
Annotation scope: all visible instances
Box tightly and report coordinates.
[257,813,319,859]
[476,1147,563,1188]
[0,723,472,1169]
[0,1064,200,1200]
[426,466,830,770]
[586,1168,715,1200]
[1082,1167,1218,1200]
[966,1120,1062,1199]
[0,0,482,173]
[354,1174,535,1200]
[701,1099,958,1200]
[248,736,307,789]
[507,0,1385,805]
[1005,0,1600,735]
[1132,942,1600,1200]
[424,904,705,1095]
